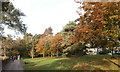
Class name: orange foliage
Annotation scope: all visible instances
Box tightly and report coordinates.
[35,37,46,54]
[73,2,119,47]
[49,34,63,53]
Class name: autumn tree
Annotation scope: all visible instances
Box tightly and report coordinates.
[29,34,42,58]
[35,27,53,57]
[13,33,33,57]
[2,35,14,57]
[74,1,120,56]
[35,37,46,57]
[30,34,42,58]
[49,34,63,57]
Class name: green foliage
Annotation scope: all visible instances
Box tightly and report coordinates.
[0,2,27,34]
[31,34,42,56]
[63,43,86,56]
[61,21,77,36]
[44,34,52,56]
[60,21,80,56]
[61,21,77,47]
[32,34,41,44]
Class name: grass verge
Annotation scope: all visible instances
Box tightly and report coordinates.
[21,55,119,70]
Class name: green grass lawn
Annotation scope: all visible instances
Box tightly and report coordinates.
[21,55,120,70]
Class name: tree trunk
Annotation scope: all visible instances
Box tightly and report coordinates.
[111,47,114,58]
[43,52,45,57]
[4,47,6,57]
[48,53,49,57]
[96,47,99,55]
[32,55,33,59]
[57,49,58,57]
[51,51,52,57]
[32,44,34,59]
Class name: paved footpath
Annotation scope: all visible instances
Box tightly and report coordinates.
[2,60,24,72]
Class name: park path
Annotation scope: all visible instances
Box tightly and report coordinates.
[2,60,24,72]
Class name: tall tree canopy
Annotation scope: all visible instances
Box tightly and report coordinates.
[0,1,27,34]
[49,34,63,57]
[60,21,78,56]
[35,27,53,57]
[74,1,120,56]
[60,21,77,48]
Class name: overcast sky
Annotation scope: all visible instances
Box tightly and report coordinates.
[5,0,83,38]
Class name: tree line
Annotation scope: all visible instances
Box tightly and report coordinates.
[1,1,120,58]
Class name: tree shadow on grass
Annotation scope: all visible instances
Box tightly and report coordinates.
[35,58,69,70]
[23,57,118,71]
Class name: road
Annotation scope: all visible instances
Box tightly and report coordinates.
[2,60,24,72]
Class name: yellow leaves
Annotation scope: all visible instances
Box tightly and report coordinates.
[75,2,119,49]
[103,25,106,27]
[109,15,118,19]
[43,48,46,52]
[35,37,46,53]
[116,21,119,24]
[36,49,39,52]
[101,21,106,24]
[100,3,105,7]
[86,31,88,33]
[110,33,113,36]
[79,40,82,43]
[116,10,118,13]
[103,7,107,10]
[109,16,112,19]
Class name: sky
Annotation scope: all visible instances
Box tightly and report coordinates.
[5,0,83,39]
